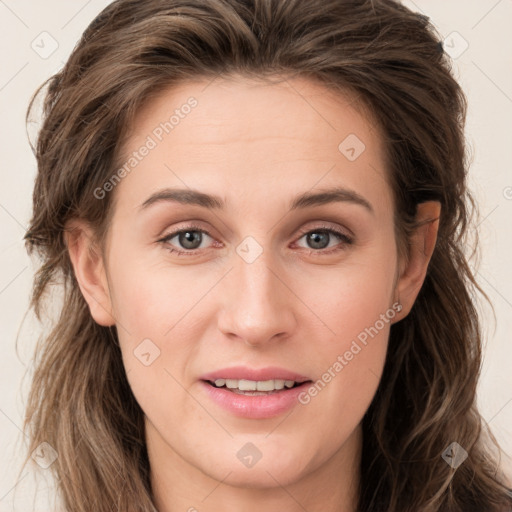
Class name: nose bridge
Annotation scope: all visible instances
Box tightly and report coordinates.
[217,240,296,344]
[237,248,277,307]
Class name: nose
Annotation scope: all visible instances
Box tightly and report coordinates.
[217,246,297,347]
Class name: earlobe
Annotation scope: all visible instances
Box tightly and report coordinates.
[394,201,441,319]
[64,220,115,327]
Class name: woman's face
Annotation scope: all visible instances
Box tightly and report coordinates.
[89,75,406,495]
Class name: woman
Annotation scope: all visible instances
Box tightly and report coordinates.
[22,0,512,510]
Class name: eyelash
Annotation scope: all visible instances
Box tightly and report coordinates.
[158,223,354,257]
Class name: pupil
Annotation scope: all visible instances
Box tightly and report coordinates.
[180,231,202,249]
[308,231,329,249]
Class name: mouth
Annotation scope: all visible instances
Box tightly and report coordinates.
[199,369,314,418]
[203,378,312,396]
[199,366,313,418]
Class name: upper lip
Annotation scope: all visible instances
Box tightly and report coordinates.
[200,366,311,383]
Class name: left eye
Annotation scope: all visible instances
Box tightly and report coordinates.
[294,228,352,252]
[159,225,352,255]
[161,227,213,253]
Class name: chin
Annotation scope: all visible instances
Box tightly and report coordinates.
[197,435,310,488]
[211,461,304,489]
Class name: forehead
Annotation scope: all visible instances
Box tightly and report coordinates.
[126,73,382,152]
[110,74,391,218]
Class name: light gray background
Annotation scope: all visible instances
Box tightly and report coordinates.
[1,0,511,510]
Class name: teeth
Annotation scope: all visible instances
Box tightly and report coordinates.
[213,378,298,391]
[274,379,285,390]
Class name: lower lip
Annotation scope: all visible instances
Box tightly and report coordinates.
[200,381,311,419]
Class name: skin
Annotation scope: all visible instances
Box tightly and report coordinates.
[66,74,440,512]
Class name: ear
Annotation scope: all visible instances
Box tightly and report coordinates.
[64,219,115,326]
[394,201,441,319]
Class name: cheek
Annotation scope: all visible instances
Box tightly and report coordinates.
[296,289,392,462]
[293,242,396,423]
[106,251,215,394]
[297,238,397,343]
[108,264,199,420]
[107,245,200,337]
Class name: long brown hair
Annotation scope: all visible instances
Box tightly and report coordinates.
[22,0,512,510]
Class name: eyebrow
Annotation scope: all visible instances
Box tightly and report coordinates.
[139,186,374,214]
